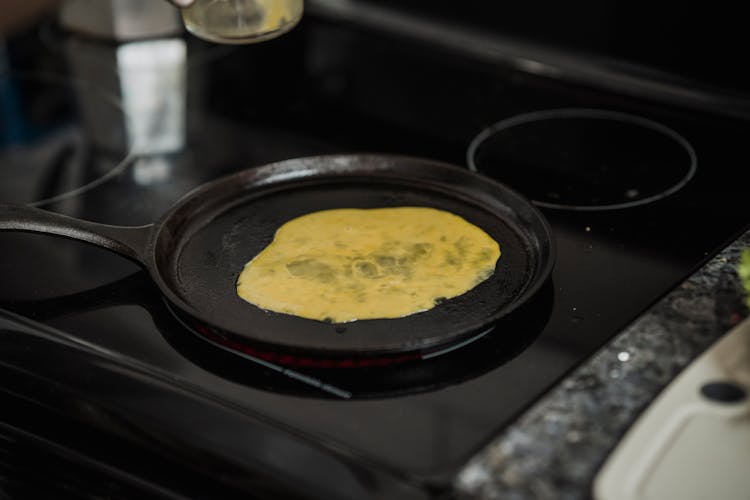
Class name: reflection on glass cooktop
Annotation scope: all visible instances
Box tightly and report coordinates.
[10,270,553,400]
[2,13,750,499]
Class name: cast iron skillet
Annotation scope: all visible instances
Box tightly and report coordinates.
[0,155,555,365]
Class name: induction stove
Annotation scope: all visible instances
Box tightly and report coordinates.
[2,9,750,500]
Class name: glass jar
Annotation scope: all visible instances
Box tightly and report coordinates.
[181,0,303,44]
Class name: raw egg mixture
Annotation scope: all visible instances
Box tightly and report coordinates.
[236,207,501,323]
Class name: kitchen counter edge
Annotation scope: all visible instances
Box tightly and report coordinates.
[455,227,750,499]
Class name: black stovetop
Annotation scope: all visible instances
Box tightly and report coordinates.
[1,11,750,500]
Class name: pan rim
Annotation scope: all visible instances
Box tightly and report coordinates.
[146,154,556,357]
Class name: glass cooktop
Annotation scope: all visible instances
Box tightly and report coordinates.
[2,11,750,499]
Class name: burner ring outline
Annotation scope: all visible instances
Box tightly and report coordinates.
[467,108,698,211]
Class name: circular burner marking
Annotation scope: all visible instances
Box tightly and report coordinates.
[467,108,697,211]
[0,72,135,207]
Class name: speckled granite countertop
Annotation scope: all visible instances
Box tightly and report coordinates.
[455,228,750,500]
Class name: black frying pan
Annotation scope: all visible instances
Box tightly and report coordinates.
[0,155,554,365]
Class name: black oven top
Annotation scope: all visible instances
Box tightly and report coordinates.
[1,13,749,499]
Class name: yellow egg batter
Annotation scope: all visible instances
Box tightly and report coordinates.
[236,207,501,323]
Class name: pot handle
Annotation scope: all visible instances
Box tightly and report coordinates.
[0,203,153,266]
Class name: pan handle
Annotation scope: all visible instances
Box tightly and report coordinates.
[0,203,152,266]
